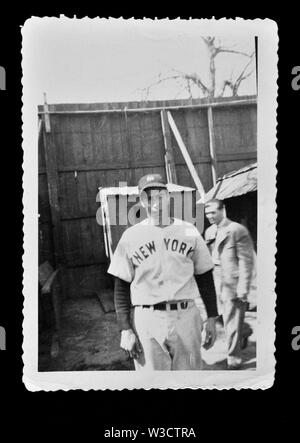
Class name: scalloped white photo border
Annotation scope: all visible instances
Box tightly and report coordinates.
[22,17,278,390]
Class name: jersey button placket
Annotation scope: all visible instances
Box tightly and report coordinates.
[160,231,168,299]
[153,229,163,293]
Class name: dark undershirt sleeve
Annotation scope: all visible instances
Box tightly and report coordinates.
[114,271,218,330]
[194,270,219,318]
[114,277,132,331]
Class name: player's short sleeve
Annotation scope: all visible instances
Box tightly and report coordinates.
[192,229,214,275]
[107,235,134,283]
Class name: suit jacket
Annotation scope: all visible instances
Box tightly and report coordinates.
[205,218,254,300]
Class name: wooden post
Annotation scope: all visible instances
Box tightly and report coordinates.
[43,92,51,133]
[164,154,171,183]
[99,190,113,260]
[207,106,218,186]
[42,94,63,266]
[161,110,178,184]
[123,107,135,186]
[167,111,205,202]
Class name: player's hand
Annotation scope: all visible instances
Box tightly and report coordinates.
[203,317,217,350]
[120,329,142,359]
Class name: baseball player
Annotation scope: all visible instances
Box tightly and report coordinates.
[108,173,219,370]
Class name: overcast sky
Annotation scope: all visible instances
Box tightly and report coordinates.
[23,18,257,107]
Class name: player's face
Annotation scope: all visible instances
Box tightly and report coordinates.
[140,188,170,219]
[205,202,224,225]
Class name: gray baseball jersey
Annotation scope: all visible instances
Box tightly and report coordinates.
[107,218,214,306]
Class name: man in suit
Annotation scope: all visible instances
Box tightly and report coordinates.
[205,199,254,369]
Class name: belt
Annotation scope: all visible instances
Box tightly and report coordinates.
[140,301,190,311]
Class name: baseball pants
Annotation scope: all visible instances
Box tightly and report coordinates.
[133,301,203,370]
[221,298,247,366]
[213,265,251,366]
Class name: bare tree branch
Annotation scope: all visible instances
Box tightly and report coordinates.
[231,53,255,94]
[140,73,184,100]
[182,72,209,95]
[140,39,256,100]
[141,67,210,100]
[220,54,255,96]
[232,68,255,95]
[236,53,255,79]
[186,79,192,100]
[202,36,215,46]
[219,79,231,97]
[216,48,255,58]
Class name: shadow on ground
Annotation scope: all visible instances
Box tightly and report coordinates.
[39,293,256,372]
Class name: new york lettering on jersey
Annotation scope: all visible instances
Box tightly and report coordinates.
[129,237,195,269]
[107,218,214,301]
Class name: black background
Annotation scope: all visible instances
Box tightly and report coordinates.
[0,8,299,437]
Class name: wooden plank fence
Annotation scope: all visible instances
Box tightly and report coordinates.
[38,95,257,299]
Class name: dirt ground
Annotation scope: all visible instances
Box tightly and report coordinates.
[39,293,256,372]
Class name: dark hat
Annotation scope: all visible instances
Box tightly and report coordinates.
[138,173,167,193]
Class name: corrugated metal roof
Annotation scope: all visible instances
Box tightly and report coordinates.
[206,162,257,201]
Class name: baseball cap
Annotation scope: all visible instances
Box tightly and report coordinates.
[138,173,167,193]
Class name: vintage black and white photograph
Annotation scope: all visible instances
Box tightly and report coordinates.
[22,17,277,390]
